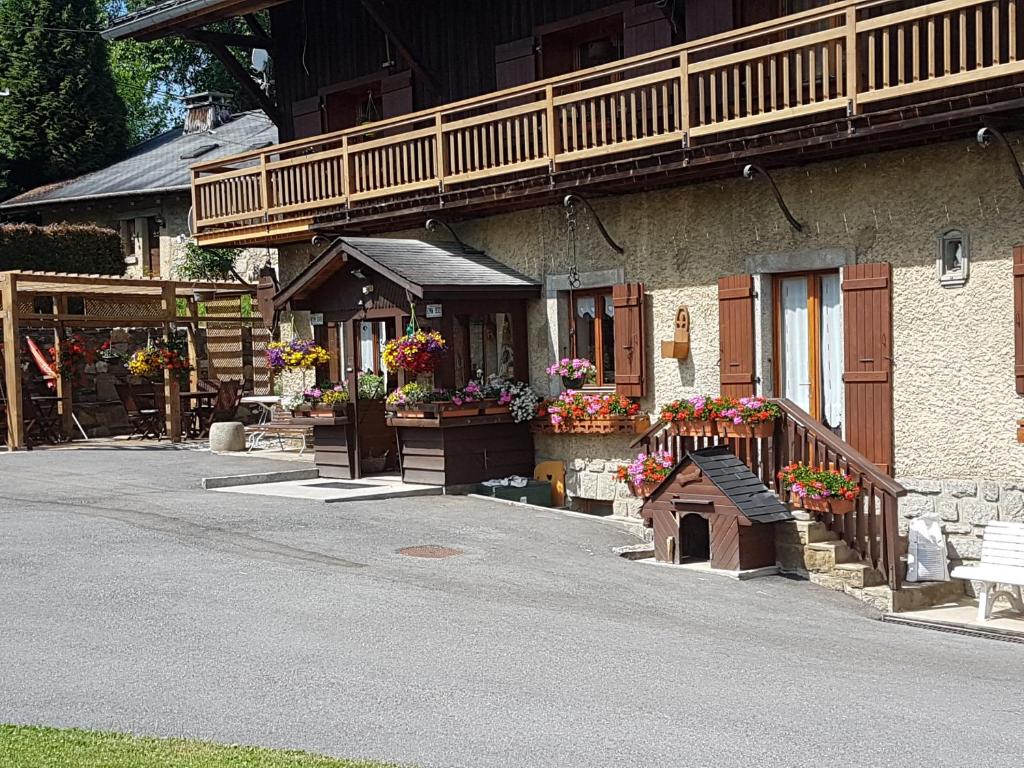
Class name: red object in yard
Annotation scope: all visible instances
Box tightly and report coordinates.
[25,337,57,389]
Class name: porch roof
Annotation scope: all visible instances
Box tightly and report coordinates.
[103,0,288,41]
[274,237,541,308]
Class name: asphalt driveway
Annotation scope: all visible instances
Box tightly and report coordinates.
[0,445,1021,767]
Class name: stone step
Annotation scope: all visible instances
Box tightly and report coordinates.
[804,539,859,571]
[774,520,841,547]
[860,579,967,613]
[833,561,887,589]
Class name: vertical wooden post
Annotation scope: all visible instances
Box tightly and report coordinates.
[0,274,24,449]
[678,50,690,140]
[327,322,341,382]
[341,136,352,202]
[434,113,446,188]
[161,284,182,443]
[53,295,73,439]
[342,318,361,479]
[259,153,271,221]
[185,299,200,391]
[545,84,558,171]
[846,6,859,114]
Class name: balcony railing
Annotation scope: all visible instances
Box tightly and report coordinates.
[192,0,1024,242]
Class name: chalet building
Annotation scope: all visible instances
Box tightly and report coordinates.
[0,93,278,281]
[107,0,1024,592]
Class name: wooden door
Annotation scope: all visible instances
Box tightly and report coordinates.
[718,275,756,398]
[841,262,894,474]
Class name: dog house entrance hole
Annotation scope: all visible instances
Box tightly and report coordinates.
[679,514,711,561]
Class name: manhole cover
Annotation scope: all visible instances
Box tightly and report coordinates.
[398,545,463,559]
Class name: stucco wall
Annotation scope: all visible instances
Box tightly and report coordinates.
[277,136,1024,536]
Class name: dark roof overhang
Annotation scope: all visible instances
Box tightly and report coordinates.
[103,0,288,42]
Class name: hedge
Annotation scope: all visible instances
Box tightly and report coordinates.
[0,223,125,276]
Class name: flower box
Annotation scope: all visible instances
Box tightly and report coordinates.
[718,420,775,439]
[789,492,856,516]
[668,419,719,437]
[531,415,650,435]
[630,479,663,498]
[312,404,348,417]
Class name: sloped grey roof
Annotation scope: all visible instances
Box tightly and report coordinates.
[341,238,540,292]
[275,236,540,307]
[0,112,277,211]
[689,447,792,524]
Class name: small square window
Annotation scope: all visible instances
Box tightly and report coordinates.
[937,228,969,288]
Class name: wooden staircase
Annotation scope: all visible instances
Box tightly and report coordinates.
[633,398,908,593]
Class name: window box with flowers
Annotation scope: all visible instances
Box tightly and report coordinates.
[716,396,781,439]
[385,377,541,423]
[311,385,351,417]
[659,395,727,437]
[533,391,649,435]
[616,450,675,498]
[777,463,861,515]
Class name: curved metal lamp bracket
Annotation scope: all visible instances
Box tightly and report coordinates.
[976,125,1024,192]
[563,194,625,255]
[425,217,469,249]
[743,164,804,233]
[311,234,347,258]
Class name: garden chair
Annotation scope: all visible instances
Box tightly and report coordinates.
[22,392,63,447]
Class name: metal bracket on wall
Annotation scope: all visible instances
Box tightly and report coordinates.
[976,125,1024,193]
[742,164,804,234]
[562,194,625,255]
[425,218,469,249]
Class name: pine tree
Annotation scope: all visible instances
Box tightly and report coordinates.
[0,0,128,198]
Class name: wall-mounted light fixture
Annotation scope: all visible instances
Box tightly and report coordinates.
[976,125,1024,193]
[742,164,803,233]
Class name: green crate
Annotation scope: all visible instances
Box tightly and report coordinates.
[477,479,552,507]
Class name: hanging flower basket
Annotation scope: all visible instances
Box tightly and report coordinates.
[266,339,330,372]
[382,329,446,374]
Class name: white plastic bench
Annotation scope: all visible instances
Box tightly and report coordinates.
[951,520,1024,622]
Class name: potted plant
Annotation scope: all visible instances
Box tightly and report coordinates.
[716,396,781,438]
[282,393,310,417]
[484,376,542,422]
[385,382,434,417]
[357,372,386,401]
[546,358,596,390]
[382,329,446,374]
[777,463,861,515]
[616,450,675,498]
[660,395,722,436]
[313,385,350,416]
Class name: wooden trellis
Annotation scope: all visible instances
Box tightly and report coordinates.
[0,270,266,450]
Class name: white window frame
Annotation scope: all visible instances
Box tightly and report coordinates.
[937,227,969,288]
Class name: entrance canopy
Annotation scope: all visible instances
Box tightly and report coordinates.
[275,237,541,310]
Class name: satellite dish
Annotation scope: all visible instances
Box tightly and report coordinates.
[251,49,270,73]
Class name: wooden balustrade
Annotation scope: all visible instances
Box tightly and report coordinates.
[631,398,906,589]
[191,0,1019,240]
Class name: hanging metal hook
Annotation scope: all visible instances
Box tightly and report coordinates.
[743,164,804,233]
[562,194,625,255]
[424,217,469,249]
[976,125,1024,192]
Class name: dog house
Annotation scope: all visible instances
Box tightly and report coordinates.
[642,447,791,573]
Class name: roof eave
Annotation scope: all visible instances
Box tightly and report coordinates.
[0,186,191,212]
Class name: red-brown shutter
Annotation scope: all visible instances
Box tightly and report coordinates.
[382,71,414,118]
[718,275,756,398]
[612,282,646,398]
[1015,246,1024,395]
[495,37,537,89]
[624,3,673,57]
[842,262,894,475]
[291,96,322,139]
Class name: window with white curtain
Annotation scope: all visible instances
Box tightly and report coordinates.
[779,276,811,412]
[819,273,844,433]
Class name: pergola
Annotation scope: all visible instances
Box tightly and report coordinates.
[0,270,264,449]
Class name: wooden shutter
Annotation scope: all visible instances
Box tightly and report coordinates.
[612,282,646,398]
[291,96,322,139]
[382,71,414,118]
[718,275,756,398]
[842,262,894,475]
[495,37,536,89]
[1015,246,1024,395]
[624,3,673,57]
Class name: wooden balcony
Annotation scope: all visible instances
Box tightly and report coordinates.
[192,0,1024,245]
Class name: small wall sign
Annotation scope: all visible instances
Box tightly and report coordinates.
[425,303,443,319]
[310,312,324,326]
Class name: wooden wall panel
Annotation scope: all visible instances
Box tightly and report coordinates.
[1014,246,1024,395]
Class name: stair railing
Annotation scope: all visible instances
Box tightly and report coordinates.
[631,397,906,589]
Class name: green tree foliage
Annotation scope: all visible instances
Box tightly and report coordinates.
[105,1,266,144]
[0,0,129,198]
[175,241,242,281]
